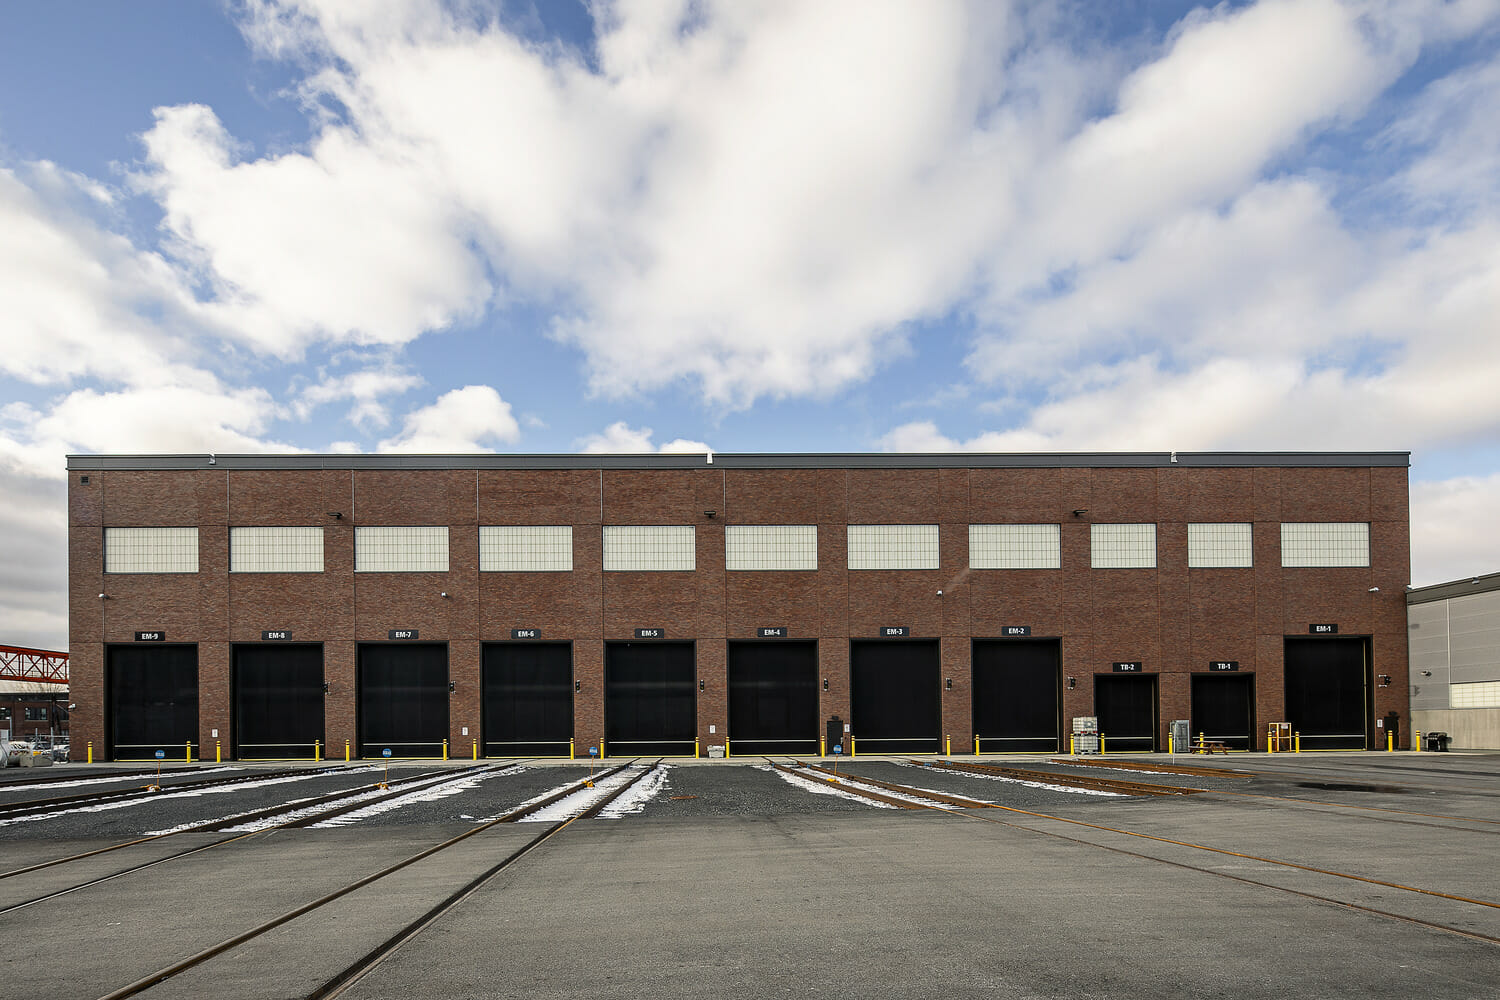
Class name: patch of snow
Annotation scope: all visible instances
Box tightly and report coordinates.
[308,766,523,828]
[756,764,896,809]
[516,765,649,823]
[0,767,245,794]
[895,761,1120,797]
[596,764,671,818]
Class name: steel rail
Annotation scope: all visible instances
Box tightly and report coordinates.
[0,767,328,820]
[94,761,645,1000]
[923,758,1199,796]
[788,760,998,810]
[1049,757,1252,778]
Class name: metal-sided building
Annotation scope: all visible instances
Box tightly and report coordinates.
[1407,572,1500,750]
[65,452,1411,761]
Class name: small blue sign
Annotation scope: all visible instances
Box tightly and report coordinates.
[382,748,392,758]
[833,744,842,755]
[155,750,165,760]
[589,746,598,757]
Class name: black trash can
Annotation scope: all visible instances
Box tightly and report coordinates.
[1425,731,1450,752]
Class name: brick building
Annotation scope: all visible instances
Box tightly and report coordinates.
[66,452,1411,760]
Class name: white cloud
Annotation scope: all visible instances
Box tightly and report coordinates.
[577,421,711,455]
[1410,472,1500,585]
[293,365,424,428]
[377,385,520,452]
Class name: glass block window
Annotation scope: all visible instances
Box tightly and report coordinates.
[1280,523,1370,567]
[603,525,696,571]
[726,525,817,571]
[355,526,449,572]
[1090,523,1157,569]
[1451,681,1500,709]
[1188,523,1253,568]
[104,527,199,573]
[480,526,573,572]
[969,524,1060,570]
[230,526,324,573]
[848,524,939,570]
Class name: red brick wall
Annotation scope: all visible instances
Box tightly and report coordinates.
[67,463,1410,758]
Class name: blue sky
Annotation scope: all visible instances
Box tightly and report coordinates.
[1,0,1498,650]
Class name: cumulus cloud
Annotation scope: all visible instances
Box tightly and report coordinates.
[377,385,520,452]
[577,422,712,454]
[293,364,424,428]
[1410,473,1500,585]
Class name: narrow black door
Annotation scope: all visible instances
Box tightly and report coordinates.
[1094,675,1158,751]
[483,643,573,757]
[1190,674,1254,750]
[358,643,449,758]
[605,642,696,756]
[972,639,1061,752]
[234,644,324,759]
[1284,638,1370,749]
[728,641,819,755]
[850,640,941,754]
[107,644,198,760]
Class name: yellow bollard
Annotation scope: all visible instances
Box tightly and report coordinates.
[1415,729,1422,752]
[472,738,477,760]
[850,736,857,757]
[443,739,449,761]
[1101,735,1106,754]
[187,741,192,763]
[570,738,575,760]
[695,738,700,759]
[820,736,826,757]
[314,740,321,762]
[726,739,731,759]
[1294,732,1301,752]
[345,739,350,762]
[88,741,93,764]
[1168,731,1174,754]
[974,735,980,756]
[1387,730,1394,752]
[945,735,951,756]
[216,740,222,763]
[1070,734,1075,755]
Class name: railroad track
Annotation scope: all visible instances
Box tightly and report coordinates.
[0,766,343,821]
[774,757,1500,948]
[921,757,1201,796]
[94,759,663,1000]
[1049,757,1252,778]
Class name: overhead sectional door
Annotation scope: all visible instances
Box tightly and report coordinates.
[1190,673,1254,750]
[605,642,697,756]
[1094,674,1158,752]
[727,641,819,755]
[108,644,198,760]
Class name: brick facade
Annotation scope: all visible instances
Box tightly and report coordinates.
[66,454,1411,759]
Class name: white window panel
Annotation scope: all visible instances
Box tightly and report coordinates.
[230,526,324,573]
[726,525,817,571]
[355,526,449,572]
[848,524,939,570]
[1091,523,1156,569]
[1281,522,1369,567]
[104,527,199,573]
[1188,523,1253,568]
[1451,681,1500,709]
[481,525,574,572]
[604,525,695,571]
[969,524,1060,570]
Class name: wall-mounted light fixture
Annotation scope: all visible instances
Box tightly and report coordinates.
[1377,674,1392,688]
[1420,670,1432,677]
[1066,676,1076,689]
[322,682,330,694]
[1072,509,1089,518]
[440,591,449,598]
[703,509,717,518]
[944,677,952,690]
[575,680,581,692]
[448,681,456,693]
[1368,586,1380,593]
[328,511,343,519]
[98,593,108,599]
[699,679,705,691]
[822,678,829,691]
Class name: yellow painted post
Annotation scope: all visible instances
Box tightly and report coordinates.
[443,739,449,761]
[1294,732,1301,752]
[314,740,321,762]
[1414,729,1422,752]
[601,738,606,757]
[820,736,826,756]
[945,735,951,756]
[1069,734,1075,755]
[570,738,575,760]
[851,736,857,756]
[1100,735,1106,754]
[472,739,477,760]
[87,741,93,764]
[1168,731,1173,754]
[345,739,350,762]
[186,741,192,762]
[695,738,700,759]
[726,739,731,758]
[1387,730,1394,752]
[216,740,222,763]
[974,735,980,756]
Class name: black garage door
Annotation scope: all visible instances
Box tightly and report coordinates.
[605,642,696,756]
[1191,674,1254,751]
[358,643,449,758]
[108,644,198,761]
[973,639,1061,753]
[483,642,573,757]
[1095,674,1158,752]
[233,644,324,759]
[1284,638,1370,750]
[850,640,941,754]
[728,641,819,755]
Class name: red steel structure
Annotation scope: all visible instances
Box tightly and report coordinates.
[0,646,70,684]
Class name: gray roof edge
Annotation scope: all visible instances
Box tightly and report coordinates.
[1406,571,1500,604]
[66,451,1412,472]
